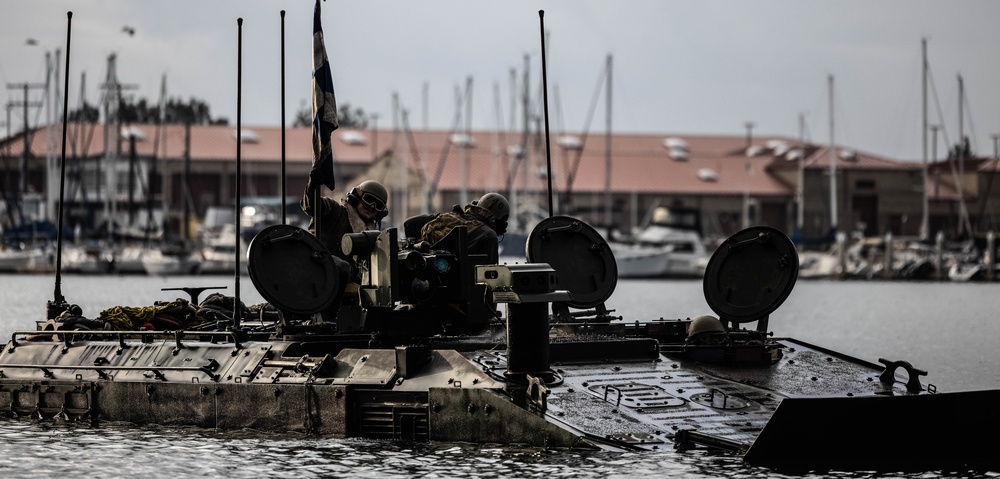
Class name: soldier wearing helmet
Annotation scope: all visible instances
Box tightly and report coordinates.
[301,171,389,317]
[404,192,510,264]
[686,315,729,345]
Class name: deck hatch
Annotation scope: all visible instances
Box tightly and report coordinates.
[587,381,686,410]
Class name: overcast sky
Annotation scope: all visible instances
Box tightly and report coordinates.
[2,0,998,162]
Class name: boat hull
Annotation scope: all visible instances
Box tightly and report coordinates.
[610,243,708,278]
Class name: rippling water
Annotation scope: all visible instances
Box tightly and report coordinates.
[0,421,758,478]
[1,274,999,478]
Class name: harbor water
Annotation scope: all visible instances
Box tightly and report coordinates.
[1,274,998,478]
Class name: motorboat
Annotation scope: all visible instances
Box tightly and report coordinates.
[0,244,53,274]
[140,246,201,276]
[608,207,710,278]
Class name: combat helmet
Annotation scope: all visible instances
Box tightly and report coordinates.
[349,180,389,220]
[474,192,510,234]
[686,314,728,345]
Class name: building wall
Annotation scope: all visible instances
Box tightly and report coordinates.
[974,172,1000,232]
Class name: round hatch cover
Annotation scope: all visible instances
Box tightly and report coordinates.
[702,226,798,323]
[526,216,617,309]
[247,224,339,315]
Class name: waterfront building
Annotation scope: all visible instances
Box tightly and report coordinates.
[2,123,998,246]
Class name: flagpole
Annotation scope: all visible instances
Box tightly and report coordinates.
[311,0,340,243]
[313,3,322,242]
[234,17,243,330]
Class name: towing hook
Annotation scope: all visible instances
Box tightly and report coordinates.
[877,358,928,393]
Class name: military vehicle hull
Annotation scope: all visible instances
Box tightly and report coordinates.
[2,221,997,473]
[3,326,996,472]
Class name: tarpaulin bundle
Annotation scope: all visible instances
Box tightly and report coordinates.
[195,292,250,324]
[98,298,199,331]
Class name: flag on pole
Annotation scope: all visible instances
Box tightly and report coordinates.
[312,0,339,190]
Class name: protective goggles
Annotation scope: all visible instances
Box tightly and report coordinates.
[359,192,386,213]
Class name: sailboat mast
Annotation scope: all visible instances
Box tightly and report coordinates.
[743,121,754,229]
[46,49,62,224]
[796,113,805,231]
[146,74,165,243]
[604,54,612,227]
[920,38,929,241]
[957,75,971,237]
[461,78,472,207]
[99,54,136,242]
[828,74,837,232]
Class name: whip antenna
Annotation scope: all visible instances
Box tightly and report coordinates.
[280,10,287,225]
[48,11,73,319]
[538,10,554,217]
[234,17,243,329]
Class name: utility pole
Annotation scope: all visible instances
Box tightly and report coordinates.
[2,104,16,226]
[6,81,45,225]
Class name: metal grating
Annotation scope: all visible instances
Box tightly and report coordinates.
[354,390,429,441]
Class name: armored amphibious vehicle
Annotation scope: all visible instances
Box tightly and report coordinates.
[1,219,997,472]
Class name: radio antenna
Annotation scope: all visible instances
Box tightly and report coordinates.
[48,11,73,320]
[538,10,554,217]
[280,10,287,225]
[233,17,243,330]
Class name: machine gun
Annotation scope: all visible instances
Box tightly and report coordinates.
[248,216,620,344]
[341,225,499,336]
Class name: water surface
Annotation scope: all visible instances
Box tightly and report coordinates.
[1,274,998,477]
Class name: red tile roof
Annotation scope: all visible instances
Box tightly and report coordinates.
[3,124,923,199]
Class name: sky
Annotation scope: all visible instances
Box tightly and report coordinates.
[1,0,999,162]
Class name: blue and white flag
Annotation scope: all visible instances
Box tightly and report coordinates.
[312,0,339,190]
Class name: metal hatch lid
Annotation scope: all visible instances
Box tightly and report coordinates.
[247,224,339,315]
[702,226,798,323]
[525,216,617,309]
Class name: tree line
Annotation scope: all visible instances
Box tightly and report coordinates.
[68,97,368,128]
